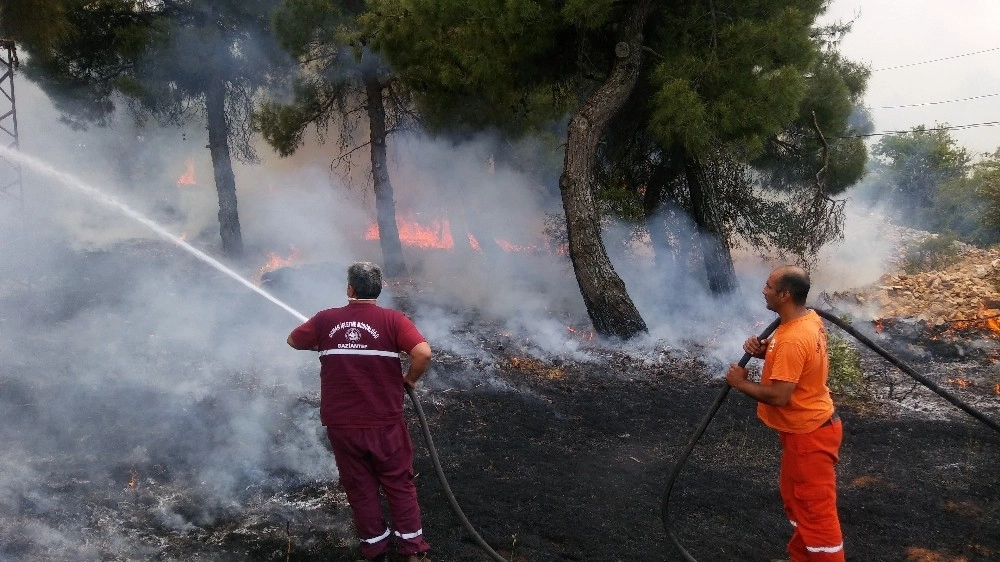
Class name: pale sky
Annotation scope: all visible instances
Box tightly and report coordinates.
[821,0,1000,157]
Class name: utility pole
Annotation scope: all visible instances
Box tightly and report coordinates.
[0,39,27,296]
[0,39,21,207]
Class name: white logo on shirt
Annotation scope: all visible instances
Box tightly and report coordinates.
[346,327,363,342]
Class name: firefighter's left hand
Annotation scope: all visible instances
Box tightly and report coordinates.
[726,364,749,388]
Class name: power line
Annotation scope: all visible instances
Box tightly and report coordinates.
[837,120,1000,140]
[876,92,1000,109]
[873,46,1000,71]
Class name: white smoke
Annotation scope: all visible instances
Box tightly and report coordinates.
[1,54,902,559]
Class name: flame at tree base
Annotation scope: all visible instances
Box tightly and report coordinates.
[366,215,455,250]
[365,214,566,255]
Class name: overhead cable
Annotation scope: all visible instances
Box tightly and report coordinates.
[837,120,1000,140]
[873,46,1000,71]
[876,92,1000,109]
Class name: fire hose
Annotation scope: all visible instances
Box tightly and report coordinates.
[284,316,507,559]
[661,308,1000,562]
[406,385,509,562]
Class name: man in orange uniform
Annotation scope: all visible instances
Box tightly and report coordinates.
[726,265,845,561]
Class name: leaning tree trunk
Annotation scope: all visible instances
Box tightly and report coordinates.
[559,0,651,340]
[205,75,243,258]
[683,155,738,294]
[362,65,406,277]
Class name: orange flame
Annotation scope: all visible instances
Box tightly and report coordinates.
[366,215,564,254]
[366,215,454,249]
[995,383,1000,395]
[176,160,197,186]
[874,319,884,333]
[253,247,301,284]
[947,378,971,388]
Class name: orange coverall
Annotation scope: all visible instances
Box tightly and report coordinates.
[758,310,845,561]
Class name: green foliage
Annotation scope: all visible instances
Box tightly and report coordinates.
[929,175,999,246]
[648,2,822,157]
[16,0,289,161]
[866,139,1000,250]
[360,0,573,134]
[0,0,72,55]
[827,330,865,398]
[261,0,415,164]
[362,0,865,181]
[871,125,970,229]
[560,0,615,29]
[271,0,343,58]
[358,0,869,278]
[649,76,711,153]
[257,75,354,157]
[971,149,1000,238]
[596,180,645,223]
[901,233,960,274]
[257,100,311,157]
[14,0,159,127]
[754,50,872,196]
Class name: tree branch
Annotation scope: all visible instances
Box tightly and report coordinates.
[811,110,830,195]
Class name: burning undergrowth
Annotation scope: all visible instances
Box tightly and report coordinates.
[0,239,339,560]
[825,315,1000,425]
[1,233,998,561]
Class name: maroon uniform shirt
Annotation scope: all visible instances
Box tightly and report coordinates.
[288,301,425,428]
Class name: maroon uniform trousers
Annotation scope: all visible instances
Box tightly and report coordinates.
[327,421,430,559]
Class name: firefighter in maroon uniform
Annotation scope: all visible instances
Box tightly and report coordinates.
[288,262,432,562]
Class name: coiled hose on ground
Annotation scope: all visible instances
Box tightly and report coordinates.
[660,308,1000,562]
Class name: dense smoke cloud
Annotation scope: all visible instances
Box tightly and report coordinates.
[0,63,894,558]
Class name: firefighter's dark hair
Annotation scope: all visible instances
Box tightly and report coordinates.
[348,262,383,299]
[775,266,810,306]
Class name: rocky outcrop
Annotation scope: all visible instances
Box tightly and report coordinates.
[827,236,1000,328]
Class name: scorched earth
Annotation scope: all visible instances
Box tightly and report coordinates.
[1,241,998,562]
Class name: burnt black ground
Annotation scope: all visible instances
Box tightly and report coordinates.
[201,343,999,562]
[2,246,998,562]
[394,351,1000,562]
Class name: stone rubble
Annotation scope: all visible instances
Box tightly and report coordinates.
[826,229,1000,328]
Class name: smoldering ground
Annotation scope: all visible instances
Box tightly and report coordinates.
[0,125,749,560]
[3,73,996,561]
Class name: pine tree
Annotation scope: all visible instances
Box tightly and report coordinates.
[259,0,411,276]
[7,0,291,258]
[361,0,870,337]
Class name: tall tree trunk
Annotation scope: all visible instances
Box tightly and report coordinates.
[362,65,406,277]
[642,161,673,271]
[559,0,651,339]
[205,75,243,258]
[683,155,738,294]
[452,178,496,258]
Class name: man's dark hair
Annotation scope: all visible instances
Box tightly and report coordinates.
[775,266,810,306]
[348,262,383,299]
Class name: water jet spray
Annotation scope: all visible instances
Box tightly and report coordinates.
[0,147,305,323]
[4,146,509,561]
